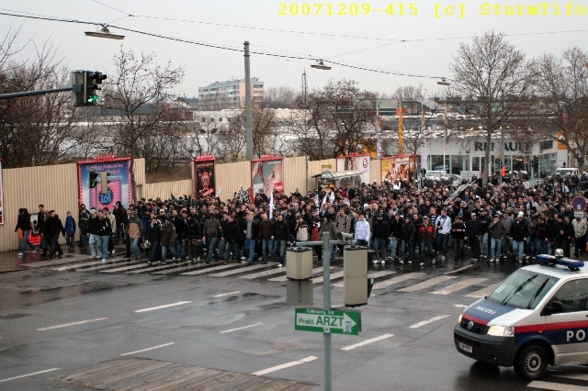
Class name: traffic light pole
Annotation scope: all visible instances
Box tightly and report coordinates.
[0,87,72,100]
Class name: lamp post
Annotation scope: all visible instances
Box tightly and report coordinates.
[437,78,451,175]
[244,41,252,161]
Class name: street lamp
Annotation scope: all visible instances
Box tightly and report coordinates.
[85,25,125,40]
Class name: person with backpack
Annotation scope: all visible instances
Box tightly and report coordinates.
[294,214,310,243]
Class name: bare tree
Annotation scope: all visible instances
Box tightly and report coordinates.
[391,84,427,101]
[263,86,297,108]
[289,79,377,160]
[448,31,536,182]
[532,47,588,169]
[101,47,184,201]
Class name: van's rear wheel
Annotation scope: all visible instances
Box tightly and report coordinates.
[514,345,548,380]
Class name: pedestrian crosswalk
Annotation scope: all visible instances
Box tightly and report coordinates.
[528,373,588,390]
[28,255,507,298]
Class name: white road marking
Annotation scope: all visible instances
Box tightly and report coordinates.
[431,278,488,295]
[269,267,332,282]
[52,258,129,271]
[372,272,426,290]
[397,276,457,293]
[341,334,394,351]
[135,301,191,313]
[37,317,108,331]
[181,264,236,276]
[151,262,206,275]
[239,267,287,279]
[210,264,267,277]
[444,264,473,274]
[127,262,190,274]
[553,373,588,381]
[527,380,588,390]
[220,322,263,334]
[313,271,345,284]
[0,368,62,383]
[466,283,500,298]
[120,342,174,356]
[100,263,151,273]
[252,356,317,376]
[409,315,451,329]
[212,291,240,298]
[333,270,396,287]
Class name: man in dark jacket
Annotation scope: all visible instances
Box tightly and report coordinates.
[78,205,91,252]
[451,215,467,263]
[242,212,259,265]
[272,213,291,266]
[223,214,242,263]
[553,214,573,258]
[372,213,390,265]
[15,208,34,256]
[185,213,202,264]
[477,208,491,259]
[46,210,65,259]
[510,212,528,263]
[258,213,274,264]
[113,201,127,244]
[203,212,223,264]
[465,213,481,261]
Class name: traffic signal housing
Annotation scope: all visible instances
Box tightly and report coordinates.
[70,70,107,106]
[100,171,111,195]
[89,171,99,188]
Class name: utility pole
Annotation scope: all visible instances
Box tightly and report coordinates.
[244,41,253,161]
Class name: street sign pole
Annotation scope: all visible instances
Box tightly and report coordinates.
[322,231,332,391]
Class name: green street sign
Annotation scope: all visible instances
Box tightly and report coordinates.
[295,308,361,335]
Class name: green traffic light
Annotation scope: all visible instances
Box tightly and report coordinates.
[87,94,99,103]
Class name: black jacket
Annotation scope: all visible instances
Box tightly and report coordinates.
[15,212,32,232]
[45,215,65,236]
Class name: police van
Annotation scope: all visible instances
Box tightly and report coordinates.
[454,250,588,380]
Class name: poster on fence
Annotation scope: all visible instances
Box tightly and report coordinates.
[0,159,4,225]
[251,155,283,197]
[77,156,132,210]
[336,153,370,185]
[381,154,416,184]
[194,155,216,198]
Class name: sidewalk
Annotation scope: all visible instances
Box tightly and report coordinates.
[0,245,127,274]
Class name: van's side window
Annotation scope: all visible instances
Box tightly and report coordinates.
[552,279,588,313]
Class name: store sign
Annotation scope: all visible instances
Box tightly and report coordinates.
[474,142,520,152]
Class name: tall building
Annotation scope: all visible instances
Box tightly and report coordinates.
[198,77,264,110]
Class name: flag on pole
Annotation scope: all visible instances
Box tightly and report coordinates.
[269,192,275,219]
[329,189,335,203]
[321,193,328,207]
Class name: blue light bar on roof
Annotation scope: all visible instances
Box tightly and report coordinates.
[536,254,584,271]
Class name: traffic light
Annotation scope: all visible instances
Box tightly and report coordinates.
[70,70,107,106]
[85,71,107,105]
[100,171,111,195]
[89,171,99,188]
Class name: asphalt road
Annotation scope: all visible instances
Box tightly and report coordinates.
[2,254,588,391]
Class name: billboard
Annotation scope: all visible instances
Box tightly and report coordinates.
[77,156,132,210]
[0,159,3,225]
[336,153,370,185]
[251,155,283,197]
[381,154,417,183]
[194,155,216,198]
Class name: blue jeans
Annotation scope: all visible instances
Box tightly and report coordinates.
[20,230,34,253]
[389,237,398,258]
[80,231,89,250]
[534,238,547,256]
[512,240,524,261]
[356,239,368,247]
[490,237,502,260]
[373,238,387,261]
[419,240,434,264]
[206,236,219,262]
[149,240,160,262]
[131,237,141,259]
[96,235,109,260]
[436,233,449,257]
[244,238,256,262]
[175,235,186,260]
[161,244,177,262]
[273,239,287,264]
[114,224,124,243]
[479,233,489,257]
[261,238,274,263]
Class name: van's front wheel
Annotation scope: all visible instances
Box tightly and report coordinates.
[514,345,548,380]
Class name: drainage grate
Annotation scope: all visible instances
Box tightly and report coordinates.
[0,313,31,320]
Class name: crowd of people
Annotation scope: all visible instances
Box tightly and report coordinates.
[15,171,588,269]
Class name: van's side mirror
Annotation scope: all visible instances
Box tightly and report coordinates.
[541,301,564,316]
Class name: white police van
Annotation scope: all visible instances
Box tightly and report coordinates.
[454,250,588,380]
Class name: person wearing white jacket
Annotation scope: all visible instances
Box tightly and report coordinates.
[435,209,452,261]
[354,213,371,247]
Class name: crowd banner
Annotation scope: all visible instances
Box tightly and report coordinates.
[77,156,132,210]
[381,154,417,183]
[251,155,284,197]
[0,159,4,225]
[194,155,216,198]
[336,153,370,185]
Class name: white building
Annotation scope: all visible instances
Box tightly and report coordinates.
[198,78,264,109]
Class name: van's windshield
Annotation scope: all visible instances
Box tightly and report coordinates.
[486,270,559,310]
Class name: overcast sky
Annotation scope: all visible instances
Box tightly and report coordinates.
[1,1,587,98]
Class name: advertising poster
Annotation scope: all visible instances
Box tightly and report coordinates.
[336,153,370,185]
[381,155,416,183]
[0,159,3,225]
[194,155,216,198]
[251,156,283,197]
[77,156,132,210]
